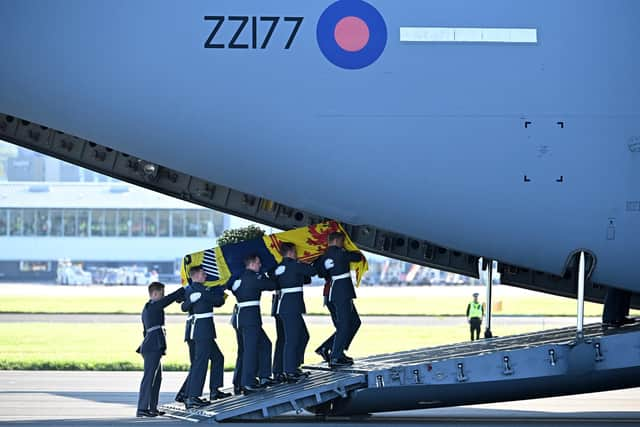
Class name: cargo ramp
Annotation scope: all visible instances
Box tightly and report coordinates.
[161,321,640,422]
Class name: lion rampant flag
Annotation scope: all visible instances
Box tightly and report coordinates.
[181,221,368,287]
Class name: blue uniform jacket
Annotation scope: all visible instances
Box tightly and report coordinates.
[139,287,185,354]
[319,246,362,303]
[181,282,225,341]
[231,269,277,327]
[182,284,194,342]
[273,257,315,315]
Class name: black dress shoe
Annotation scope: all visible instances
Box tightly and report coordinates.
[329,357,354,369]
[602,322,619,330]
[194,396,210,405]
[136,409,157,417]
[283,372,308,383]
[342,354,354,363]
[295,368,311,378]
[274,373,287,384]
[315,347,331,363]
[622,317,636,325]
[150,409,165,416]
[211,389,232,400]
[174,393,186,403]
[329,359,348,369]
[233,385,242,395]
[185,397,207,409]
[259,377,278,387]
[242,384,267,395]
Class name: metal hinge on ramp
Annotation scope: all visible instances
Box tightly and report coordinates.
[161,370,366,422]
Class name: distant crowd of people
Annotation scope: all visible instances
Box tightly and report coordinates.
[134,231,364,417]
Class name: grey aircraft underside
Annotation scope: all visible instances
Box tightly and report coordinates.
[2,1,640,419]
[1,2,638,290]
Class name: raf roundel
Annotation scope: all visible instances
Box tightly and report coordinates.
[317,0,387,70]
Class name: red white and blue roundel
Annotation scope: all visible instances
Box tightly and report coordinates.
[316,0,387,70]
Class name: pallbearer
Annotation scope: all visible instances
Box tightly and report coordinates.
[273,242,315,382]
[271,279,286,383]
[229,303,244,395]
[182,266,231,410]
[602,286,635,328]
[175,281,196,404]
[231,254,278,394]
[317,232,364,368]
[314,274,338,363]
[136,282,184,418]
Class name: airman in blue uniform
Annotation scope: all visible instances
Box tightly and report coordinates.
[271,282,285,383]
[603,286,634,328]
[230,303,244,395]
[136,282,185,418]
[315,232,363,368]
[175,282,199,405]
[182,265,231,409]
[273,242,315,381]
[231,254,278,394]
[314,275,337,363]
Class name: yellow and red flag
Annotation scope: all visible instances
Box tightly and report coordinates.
[181,221,368,287]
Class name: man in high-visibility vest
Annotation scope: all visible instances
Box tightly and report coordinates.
[466,292,484,341]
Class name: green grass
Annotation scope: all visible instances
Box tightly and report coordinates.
[0,294,613,317]
[0,322,538,371]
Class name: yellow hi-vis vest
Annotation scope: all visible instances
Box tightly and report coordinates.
[468,302,483,319]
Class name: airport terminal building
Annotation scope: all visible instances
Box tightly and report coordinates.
[0,142,482,285]
[0,182,228,282]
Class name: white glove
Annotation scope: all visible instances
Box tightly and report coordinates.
[189,292,202,303]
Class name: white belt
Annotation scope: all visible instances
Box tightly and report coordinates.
[237,300,260,308]
[186,314,194,321]
[236,300,260,329]
[189,312,214,340]
[329,273,351,302]
[193,312,214,320]
[277,287,303,314]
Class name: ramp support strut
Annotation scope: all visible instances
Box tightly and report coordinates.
[484,258,494,339]
[576,251,586,340]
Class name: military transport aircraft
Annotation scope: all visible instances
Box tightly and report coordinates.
[1,0,639,421]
